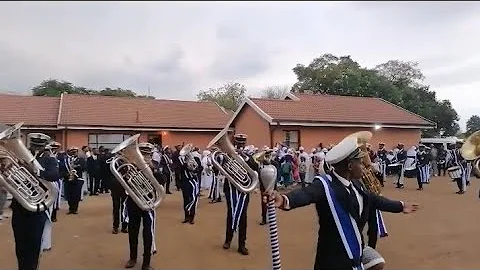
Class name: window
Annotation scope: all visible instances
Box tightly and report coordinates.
[88,133,132,150]
[284,130,300,149]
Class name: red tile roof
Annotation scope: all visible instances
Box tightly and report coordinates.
[249,93,435,127]
[0,94,60,127]
[59,94,229,129]
[0,94,230,130]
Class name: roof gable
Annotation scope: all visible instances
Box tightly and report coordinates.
[0,94,60,127]
[59,94,230,129]
[248,93,435,128]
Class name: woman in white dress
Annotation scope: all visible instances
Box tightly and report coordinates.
[200,150,213,191]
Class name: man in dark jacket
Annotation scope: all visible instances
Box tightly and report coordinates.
[264,136,419,270]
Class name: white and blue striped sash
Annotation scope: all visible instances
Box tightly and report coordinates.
[318,176,363,270]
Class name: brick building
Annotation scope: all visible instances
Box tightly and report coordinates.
[228,93,436,150]
[0,93,231,150]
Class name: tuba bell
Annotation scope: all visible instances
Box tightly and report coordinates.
[179,143,199,172]
[0,122,57,212]
[108,134,165,211]
[344,131,383,194]
[460,130,480,178]
[207,127,259,193]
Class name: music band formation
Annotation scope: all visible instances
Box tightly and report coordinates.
[1,120,479,270]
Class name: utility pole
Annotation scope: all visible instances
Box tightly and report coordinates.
[148,86,151,96]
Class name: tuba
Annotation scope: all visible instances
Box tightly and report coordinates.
[207,127,259,193]
[345,131,383,194]
[179,143,198,172]
[108,134,165,211]
[0,122,57,212]
[460,130,480,178]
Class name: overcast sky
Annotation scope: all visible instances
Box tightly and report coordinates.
[0,1,478,130]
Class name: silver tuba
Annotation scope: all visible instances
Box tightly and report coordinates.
[461,130,480,178]
[109,134,165,211]
[0,122,57,212]
[207,127,259,193]
[179,143,199,172]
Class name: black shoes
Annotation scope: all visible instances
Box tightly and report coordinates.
[223,241,249,255]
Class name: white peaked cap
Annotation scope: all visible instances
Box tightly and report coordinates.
[299,146,304,151]
[325,137,366,165]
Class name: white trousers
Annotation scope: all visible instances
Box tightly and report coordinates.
[41,204,54,251]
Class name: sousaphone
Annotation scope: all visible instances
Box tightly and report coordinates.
[460,130,480,178]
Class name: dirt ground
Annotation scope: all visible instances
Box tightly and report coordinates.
[1,176,479,269]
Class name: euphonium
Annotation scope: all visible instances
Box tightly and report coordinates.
[345,131,383,194]
[109,134,165,211]
[179,143,198,172]
[461,130,480,178]
[207,127,259,193]
[0,122,57,212]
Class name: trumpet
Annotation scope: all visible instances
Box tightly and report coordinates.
[461,130,480,178]
[207,127,258,193]
[0,122,57,212]
[109,134,165,211]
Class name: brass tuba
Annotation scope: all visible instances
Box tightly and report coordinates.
[207,127,259,193]
[179,143,198,172]
[109,134,165,211]
[460,130,480,178]
[345,131,383,194]
[0,122,57,212]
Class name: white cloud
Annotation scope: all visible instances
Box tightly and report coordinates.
[0,1,478,129]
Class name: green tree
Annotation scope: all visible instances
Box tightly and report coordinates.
[260,85,291,99]
[31,79,154,99]
[291,54,460,137]
[466,115,480,136]
[32,79,94,96]
[197,82,246,111]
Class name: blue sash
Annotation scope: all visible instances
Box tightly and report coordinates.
[318,176,363,270]
[226,181,247,232]
[376,210,388,237]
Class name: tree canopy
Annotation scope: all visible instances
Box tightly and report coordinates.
[31,79,155,99]
[291,54,459,137]
[466,115,480,137]
[197,82,246,111]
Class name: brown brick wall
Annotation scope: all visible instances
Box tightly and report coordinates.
[231,105,271,147]
[271,126,421,150]
[62,129,218,151]
[232,104,422,151]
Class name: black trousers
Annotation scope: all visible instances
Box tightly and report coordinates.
[174,169,181,190]
[416,171,423,189]
[224,186,249,247]
[163,172,171,192]
[259,183,267,223]
[112,192,128,230]
[437,162,446,176]
[89,175,100,194]
[455,177,464,191]
[65,178,83,213]
[11,201,47,270]
[126,197,154,266]
[181,179,196,221]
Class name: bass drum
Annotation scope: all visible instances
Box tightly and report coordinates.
[404,167,417,178]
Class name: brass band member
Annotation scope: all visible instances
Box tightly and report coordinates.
[41,141,62,252]
[48,141,62,223]
[63,147,85,214]
[376,143,387,187]
[2,127,59,270]
[160,146,173,194]
[124,142,157,270]
[222,146,254,256]
[108,148,128,234]
[395,143,407,189]
[178,144,200,224]
[264,136,419,270]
